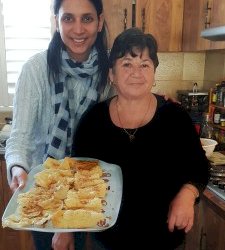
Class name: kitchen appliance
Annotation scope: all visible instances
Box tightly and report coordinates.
[0,117,12,139]
[0,124,11,141]
[208,152,225,201]
[201,25,225,41]
[208,183,225,201]
[0,117,12,153]
[208,165,225,201]
[177,89,209,133]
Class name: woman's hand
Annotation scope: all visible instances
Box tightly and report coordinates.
[163,94,181,104]
[52,233,75,250]
[167,186,197,233]
[10,166,27,192]
[155,92,181,104]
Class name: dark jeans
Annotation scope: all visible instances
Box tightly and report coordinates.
[32,231,86,250]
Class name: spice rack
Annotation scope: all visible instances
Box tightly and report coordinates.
[209,105,225,131]
[208,85,225,150]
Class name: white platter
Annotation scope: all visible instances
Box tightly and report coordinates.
[2,157,123,232]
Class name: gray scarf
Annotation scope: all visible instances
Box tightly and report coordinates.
[44,48,100,160]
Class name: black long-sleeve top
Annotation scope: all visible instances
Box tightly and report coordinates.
[72,95,210,250]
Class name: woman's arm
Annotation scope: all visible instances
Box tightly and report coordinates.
[5,57,42,184]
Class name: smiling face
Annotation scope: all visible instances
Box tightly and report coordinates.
[56,0,104,62]
[109,48,155,99]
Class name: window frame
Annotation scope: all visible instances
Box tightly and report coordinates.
[0,0,53,111]
[0,1,10,110]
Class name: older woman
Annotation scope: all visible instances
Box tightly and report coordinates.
[72,27,210,250]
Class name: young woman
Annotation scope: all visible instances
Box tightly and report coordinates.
[72,28,210,250]
[5,0,109,249]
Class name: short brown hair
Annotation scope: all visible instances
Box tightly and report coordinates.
[109,27,159,70]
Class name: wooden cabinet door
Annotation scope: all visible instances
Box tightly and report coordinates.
[0,160,35,250]
[183,0,225,51]
[208,0,225,50]
[182,0,210,51]
[184,203,203,250]
[102,0,132,49]
[209,0,225,28]
[135,0,184,51]
[185,199,225,250]
[202,200,225,250]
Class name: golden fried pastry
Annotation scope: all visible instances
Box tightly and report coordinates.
[3,157,109,229]
[51,209,104,228]
[43,157,61,169]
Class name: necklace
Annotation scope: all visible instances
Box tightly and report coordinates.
[116,97,151,142]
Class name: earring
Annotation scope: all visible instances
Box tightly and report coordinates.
[153,82,156,87]
[109,80,113,86]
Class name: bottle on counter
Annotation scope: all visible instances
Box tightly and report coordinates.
[221,118,225,127]
[214,108,221,125]
[215,81,225,107]
[201,112,214,139]
[216,83,222,106]
[211,87,217,104]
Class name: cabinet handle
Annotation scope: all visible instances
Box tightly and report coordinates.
[123,8,127,30]
[205,15,211,29]
[206,0,211,11]
[141,8,145,33]
[205,0,211,28]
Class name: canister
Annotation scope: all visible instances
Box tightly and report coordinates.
[221,118,225,127]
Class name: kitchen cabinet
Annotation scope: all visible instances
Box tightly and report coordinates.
[182,0,210,51]
[201,199,225,250]
[184,203,203,250]
[102,0,184,51]
[209,0,225,28]
[182,0,225,51]
[135,0,184,51]
[208,0,225,50]
[185,189,225,250]
[0,156,35,250]
[102,0,133,49]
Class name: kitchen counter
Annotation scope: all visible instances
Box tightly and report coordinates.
[188,186,225,249]
[203,186,225,219]
[185,185,225,249]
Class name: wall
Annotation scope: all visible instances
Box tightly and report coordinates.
[153,51,225,98]
[1,51,225,128]
[153,52,206,98]
[203,50,225,89]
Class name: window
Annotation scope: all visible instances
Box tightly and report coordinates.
[0,0,52,109]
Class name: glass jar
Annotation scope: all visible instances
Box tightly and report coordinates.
[221,118,225,127]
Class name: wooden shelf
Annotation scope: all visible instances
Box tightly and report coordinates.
[208,88,225,149]
[210,104,225,111]
[209,122,225,131]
